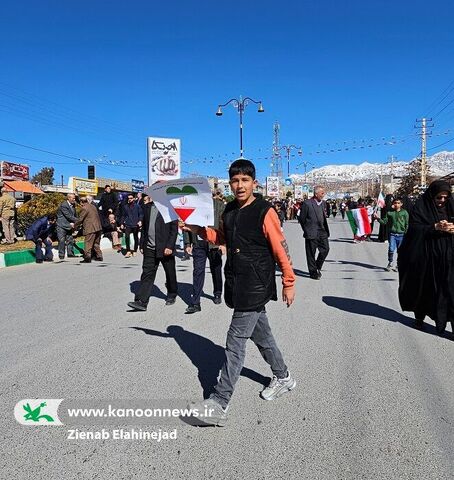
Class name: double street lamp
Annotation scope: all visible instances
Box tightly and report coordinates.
[296,160,315,184]
[216,96,264,158]
[278,144,302,177]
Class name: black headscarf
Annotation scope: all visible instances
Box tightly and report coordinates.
[411,180,453,225]
[427,180,452,197]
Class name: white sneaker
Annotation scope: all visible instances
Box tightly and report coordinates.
[187,398,229,427]
[260,372,296,401]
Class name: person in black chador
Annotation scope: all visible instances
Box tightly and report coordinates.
[398,180,454,334]
[378,194,393,242]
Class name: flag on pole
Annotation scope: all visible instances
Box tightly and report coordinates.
[377,192,385,208]
[346,208,372,236]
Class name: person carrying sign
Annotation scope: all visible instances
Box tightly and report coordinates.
[184,159,296,427]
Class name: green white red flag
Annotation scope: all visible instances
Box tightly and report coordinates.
[347,208,372,236]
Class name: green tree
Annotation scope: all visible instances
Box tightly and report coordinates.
[31,167,55,186]
[17,192,66,231]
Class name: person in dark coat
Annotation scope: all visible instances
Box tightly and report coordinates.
[56,193,77,259]
[25,214,57,263]
[183,195,226,313]
[98,185,118,217]
[326,201,331,218]
[120,193,143,257]
[127,200,178,310]
[298,186,330,279]
[398,180,454,334]
[103,212,122,251]
[378,194,393,242]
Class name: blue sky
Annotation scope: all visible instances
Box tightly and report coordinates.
[1,0,454,184]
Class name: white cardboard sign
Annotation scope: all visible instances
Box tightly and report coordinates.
[145,177,214,226]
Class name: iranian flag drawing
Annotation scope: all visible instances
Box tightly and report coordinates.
[146,177,214,226]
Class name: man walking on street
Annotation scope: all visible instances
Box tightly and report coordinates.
[184,192,225,313]
[298,185,330,280]
[120,193,143,258]
[74,196,103,263]
[127,195,178,310]
[56,193,77,259]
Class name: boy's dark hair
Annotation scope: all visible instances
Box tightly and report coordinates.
[393,197,403,203]
[229,159,256,180]
[47,214,57,222]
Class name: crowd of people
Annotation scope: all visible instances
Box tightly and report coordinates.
[3,164,453,426]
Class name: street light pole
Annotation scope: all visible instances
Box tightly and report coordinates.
[296,160,314,184]
[239,101,244,157]
[276,144,302,177]
[216,96,264,158]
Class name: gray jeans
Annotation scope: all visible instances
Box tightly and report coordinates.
[211,309,288,409]
[57,226,75,258]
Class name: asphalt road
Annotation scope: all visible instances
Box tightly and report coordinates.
[1,218,453,480]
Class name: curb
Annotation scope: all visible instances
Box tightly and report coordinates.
[0,237,121,269]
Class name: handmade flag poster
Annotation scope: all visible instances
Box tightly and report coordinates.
[146,177,214,226]
[377,192,385,209]
[346,207,372,236]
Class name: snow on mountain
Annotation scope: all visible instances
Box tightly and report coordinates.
[290,151,454,183]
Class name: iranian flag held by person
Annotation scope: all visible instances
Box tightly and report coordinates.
[347,207,372,240]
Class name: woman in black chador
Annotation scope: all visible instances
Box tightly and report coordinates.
[378,194,393,242]
[398,180,454,334]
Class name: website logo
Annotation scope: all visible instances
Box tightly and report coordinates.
[15,399,64,426]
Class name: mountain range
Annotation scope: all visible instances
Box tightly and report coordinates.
[290,150,454,183]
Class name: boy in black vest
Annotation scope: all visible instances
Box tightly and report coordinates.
[184,159,296,426]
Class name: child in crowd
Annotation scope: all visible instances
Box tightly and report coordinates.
[184,159,296,426]
[374,197,409,271]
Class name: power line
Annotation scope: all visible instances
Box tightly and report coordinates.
[424,80,454,116]
[427,136,454,151]
[0,137,80,160]
[0,151,77,165]
[432,97,454,119]
[0,82,144,142]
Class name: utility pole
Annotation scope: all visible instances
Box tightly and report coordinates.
[415,118,433,188]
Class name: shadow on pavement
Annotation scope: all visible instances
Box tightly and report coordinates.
[293,268,309,278]
[130,325,270,398]
[129,281,217,306]
[322,296,444,338]
[330,239,354,244]
[129,280,167,300]
[335,260,386,271]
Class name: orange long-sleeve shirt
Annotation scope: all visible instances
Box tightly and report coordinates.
[200,207,296,289]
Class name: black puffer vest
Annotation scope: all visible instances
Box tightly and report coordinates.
[223,197,278,311]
